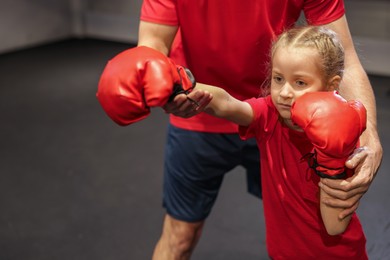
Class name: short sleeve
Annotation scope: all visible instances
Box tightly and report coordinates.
[140,0,178,26]
[303,0,345,25]
[239,97,274,141]
[238,99,259,140]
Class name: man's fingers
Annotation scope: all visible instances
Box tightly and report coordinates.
[164,90,212,117]
[318,142,383,221]
[345,146,368,169]
[321,191,362,210]
[320,179,359,200]
[179,90,210,117]
[339,201,359,220]
[320,183,360,219]
[163,93,189,114]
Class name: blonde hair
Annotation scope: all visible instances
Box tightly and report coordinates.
[261,26,344,95]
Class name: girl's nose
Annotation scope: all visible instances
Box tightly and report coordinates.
[279,83,293,98]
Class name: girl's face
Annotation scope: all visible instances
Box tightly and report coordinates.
[270,46,330,129]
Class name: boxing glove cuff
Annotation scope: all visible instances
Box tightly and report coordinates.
[168,67,196,102]
[304,150,347,179]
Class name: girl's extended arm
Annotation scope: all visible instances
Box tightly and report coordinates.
[195,83,254,127]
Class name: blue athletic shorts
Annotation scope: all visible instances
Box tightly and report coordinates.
[163,124,261,222]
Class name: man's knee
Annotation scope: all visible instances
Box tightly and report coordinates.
[163,215,204,253]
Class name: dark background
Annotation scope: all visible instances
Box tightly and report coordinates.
[0,39,389,259]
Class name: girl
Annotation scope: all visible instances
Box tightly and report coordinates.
[192,26,368,259]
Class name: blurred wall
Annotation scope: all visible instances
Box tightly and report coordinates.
[0,0,389,75]
[83,0,141,42]
[344,0,390,76]
[0,0,140,53]
[0,0,72,53]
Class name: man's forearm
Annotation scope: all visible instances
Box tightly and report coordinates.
[338,63,380,146]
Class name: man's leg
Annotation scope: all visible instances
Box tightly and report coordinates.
[152,214,204,260]
[157,125,242,259]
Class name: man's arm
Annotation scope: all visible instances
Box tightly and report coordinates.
[138,21,178,55]
[322,15,383,219]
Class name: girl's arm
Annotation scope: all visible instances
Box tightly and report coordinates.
[320,185,352,236]
[291,91,362,236]
[195,83,254,127]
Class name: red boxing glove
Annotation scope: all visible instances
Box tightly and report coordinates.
[96,46,195,126]
[291,91,367,179]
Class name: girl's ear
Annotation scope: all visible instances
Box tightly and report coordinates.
[327,75,341,91]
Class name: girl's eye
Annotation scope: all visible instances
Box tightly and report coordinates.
[296,80,306,87]
[273,76,283,83]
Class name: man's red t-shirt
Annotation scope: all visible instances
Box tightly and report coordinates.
[239,96,367,259]
[141,0,345,133]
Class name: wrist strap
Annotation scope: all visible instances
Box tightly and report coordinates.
[302,151,346,179]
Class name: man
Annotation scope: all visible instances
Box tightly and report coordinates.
[135,1,383,259]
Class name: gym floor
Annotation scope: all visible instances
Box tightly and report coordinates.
[0,39,389,260]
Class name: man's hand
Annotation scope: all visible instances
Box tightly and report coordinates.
[319,136,383,219]
[163,89,213,118]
